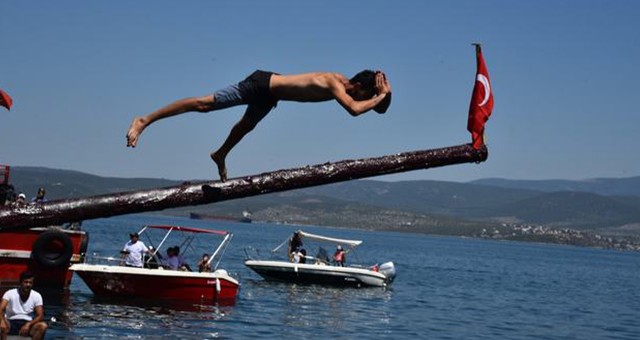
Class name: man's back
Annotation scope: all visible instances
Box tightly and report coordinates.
[270,72,345,102]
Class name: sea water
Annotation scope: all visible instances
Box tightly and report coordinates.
[43,214,640,339]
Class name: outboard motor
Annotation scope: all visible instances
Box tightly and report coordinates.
[378,261,396,283]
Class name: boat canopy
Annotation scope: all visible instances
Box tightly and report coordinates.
[145,225,229,236]
[298,230,362,248]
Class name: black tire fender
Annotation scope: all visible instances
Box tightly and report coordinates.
[32,230,73,268]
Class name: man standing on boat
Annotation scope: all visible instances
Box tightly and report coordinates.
[0,271,48,340]
[121,232,151,268]
[126,70,392,181]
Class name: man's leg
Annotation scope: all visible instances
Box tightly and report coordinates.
[126,95,215,147]
[211,104,271,181]
[211,117,257,182]
[29,321,47,340]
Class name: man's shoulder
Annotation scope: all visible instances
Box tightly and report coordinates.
[29,290,43,304]
[2,288,18,299]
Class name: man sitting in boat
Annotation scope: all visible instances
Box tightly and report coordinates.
[288,231,303,262]
[197,254,212,272]
[292,249,307,264]
[174,246,192,271]
[165,247,180,270]
[0,271,48,340]
[333,245,346,267]
[165,246,192,271]
[121,232,152,268]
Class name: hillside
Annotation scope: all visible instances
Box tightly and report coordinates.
[9,166,182,199]
[471,177,640,196]
[6,166,640,238]
[484,191,640,228]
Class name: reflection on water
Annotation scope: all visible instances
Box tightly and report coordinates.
[240,278,394,338]
[44,289,234,339]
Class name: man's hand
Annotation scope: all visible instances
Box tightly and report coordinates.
[0,318,8,333]
[19,322,31,336]
[375,71,392,95]
[373,71,392,114]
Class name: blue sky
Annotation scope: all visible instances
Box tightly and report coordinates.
[1,1,639,183]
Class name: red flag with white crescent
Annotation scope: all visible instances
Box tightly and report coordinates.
[467,45,494,149]
[0,89,13,111]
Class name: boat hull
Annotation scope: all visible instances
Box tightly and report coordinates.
[245,260,394,288]
[70,264,239,302]
[0,227,88,288]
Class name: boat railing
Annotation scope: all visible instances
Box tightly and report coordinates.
[245,246,367,268]
[243,246,264,261]
[87,253,126,266]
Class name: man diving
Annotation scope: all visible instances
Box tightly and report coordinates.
[126,70,392,181]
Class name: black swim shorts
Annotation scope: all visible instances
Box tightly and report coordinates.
[212,70,279,124]
[7,319,29,336]
[238,70,278,108]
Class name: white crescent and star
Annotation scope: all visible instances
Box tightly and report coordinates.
[476,74,491,107]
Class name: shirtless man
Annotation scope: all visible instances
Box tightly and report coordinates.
[126,70,392,181]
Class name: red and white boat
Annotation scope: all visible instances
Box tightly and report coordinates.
[70,225,239,303]
[0,226,89,289]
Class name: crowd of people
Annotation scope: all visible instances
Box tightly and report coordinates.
[0,185,48,207]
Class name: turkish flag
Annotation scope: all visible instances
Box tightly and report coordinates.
[0,89,13,111]
[467,45,494,149]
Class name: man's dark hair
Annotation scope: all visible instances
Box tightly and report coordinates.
[20,270,34,283]
[350,70,377,97]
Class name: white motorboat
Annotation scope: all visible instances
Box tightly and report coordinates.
[244,230,396,288]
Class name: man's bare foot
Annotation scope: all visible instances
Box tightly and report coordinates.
[126,117,147,147]
[211,151,228,182]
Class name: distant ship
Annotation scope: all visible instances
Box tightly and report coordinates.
[190,209,252,223]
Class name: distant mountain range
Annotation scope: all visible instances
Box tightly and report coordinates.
[7,166,640,235]
[471,177,640,196]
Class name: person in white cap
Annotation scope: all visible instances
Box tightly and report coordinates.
[12,193,27,208]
